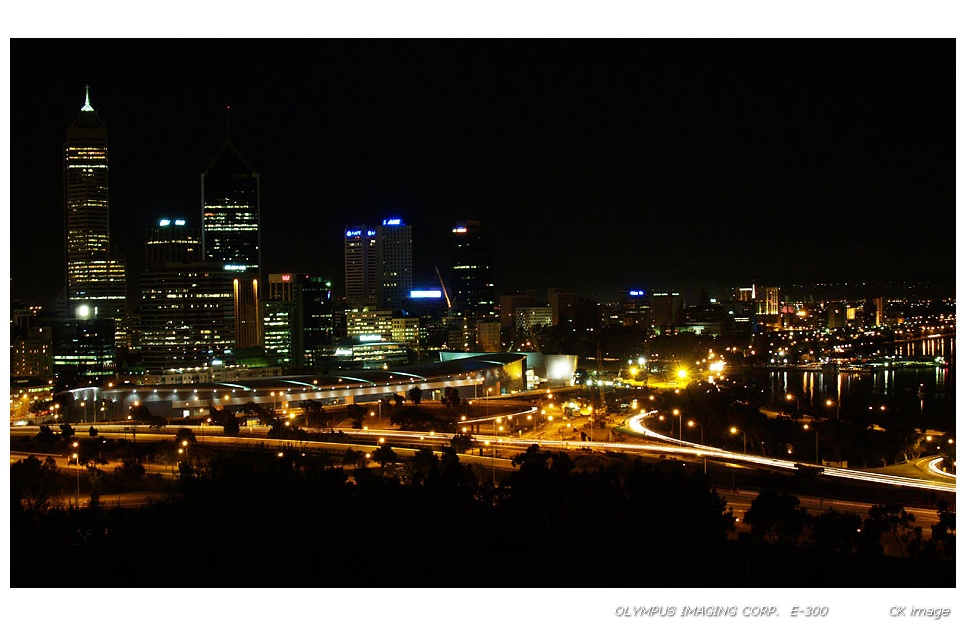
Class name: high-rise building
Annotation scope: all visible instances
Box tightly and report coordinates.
[449,220,496,318]
[63,85,127,331]
[264,273,335,368]
[650,291,682,327]
[145,219,202,266]
[345,225,377,307]
[499,291,535,330]
[201,114,261,349]
[138,220,235,373]
[11,325,53,380]
[201,112,261,276]
[515,306,553,336]
[376,218,413,310]
[346,307,394,341]
[299,275,335,368]
[619,289,652,328]
[51,315,117,384]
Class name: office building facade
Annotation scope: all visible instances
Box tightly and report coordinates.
[449,220,496,318]
[201,117,261,276]
[375,218,413,310]
[63,85,127,336]
[138,220,235,373]
[345,226,378,307]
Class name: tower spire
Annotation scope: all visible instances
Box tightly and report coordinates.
[81,84,94,112]
[226,104,231,141]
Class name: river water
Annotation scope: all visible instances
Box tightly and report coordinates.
[764,336,955,430]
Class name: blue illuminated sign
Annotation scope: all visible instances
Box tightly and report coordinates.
[346,230,362,237]
[629,290,646,297]
[159,219,171,227]
[382,218,403,226]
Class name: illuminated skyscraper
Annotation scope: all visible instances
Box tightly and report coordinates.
[202,110,261,348]
[63,85,127,324]
[449,220,495,317]
[344,225,377,307]
[201,110,260,275]
[376,218,413,310]
[138,219,234,373]
[264,273,334,368]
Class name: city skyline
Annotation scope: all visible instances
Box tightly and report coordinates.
[9,39,956,308]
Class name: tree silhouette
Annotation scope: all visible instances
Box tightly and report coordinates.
[300,399,329,428]
[743,489,812,545]
[342,448,367,469]
[34,424,58,445]
[810,508,862,554]
[371,444,398,469]
[222,416,240,436]
[407,387,423,404]
[929,499,956,559]
[346,404,366,429]
[407,448,439,482]
[450,433,474,454]
[10,455,59,512]
[865,502,921,558]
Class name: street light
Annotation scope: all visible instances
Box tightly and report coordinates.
[825,399,840,420]
[71,441,80,507]
[730,426,747,454]
[672,409,682,440]
[484,440,495,484]
[803,422,819,465]
[786,393,800,418]
[688,420,706,474]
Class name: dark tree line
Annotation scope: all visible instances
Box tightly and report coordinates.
[10,444,955,587]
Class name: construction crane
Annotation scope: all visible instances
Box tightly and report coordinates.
[435,266,453,312]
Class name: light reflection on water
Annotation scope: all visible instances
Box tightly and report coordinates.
[765,336,954,426]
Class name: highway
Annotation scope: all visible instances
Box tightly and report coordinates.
[11,413,956,499]
[619,411,956,494]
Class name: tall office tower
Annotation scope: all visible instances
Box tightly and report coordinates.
[756,285,781,331]
[345,225,377,307]
[262,298,296,367]
[650,291,682,327]
[233,276,261,349]
[376,218,413,310]
[300,275,335,367]
[202,113,261,348]
[261,273,301,368]
[201,111,261,276]
[145,218,202,265]
[547,288,574,328]
[138,219,235,373]
[756,286,781,316]
[449,220,496,317]
[265,273,335,368]
[619,289,652,328]
[63,85,127,327]
[51,316,117,385]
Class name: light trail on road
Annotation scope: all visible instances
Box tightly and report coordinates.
[621,412,955,494]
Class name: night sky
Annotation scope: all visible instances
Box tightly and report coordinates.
[8,39,956,307]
